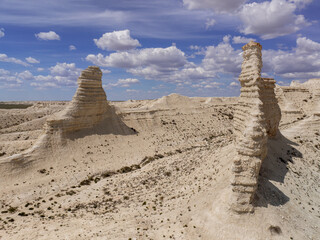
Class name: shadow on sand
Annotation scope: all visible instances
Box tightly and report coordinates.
[254,131,302,208]
[66,105,137,140]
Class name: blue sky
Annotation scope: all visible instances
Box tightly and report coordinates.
[0,0,319,101]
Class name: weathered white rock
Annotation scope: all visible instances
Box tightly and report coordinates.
[45,66,108,136]
[231,41,281,213]
[0,66,132,172]
[261,78,281,137]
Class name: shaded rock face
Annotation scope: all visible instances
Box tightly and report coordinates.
[45,66,108,136]
[231,42,281,213]
[261,78,281,137]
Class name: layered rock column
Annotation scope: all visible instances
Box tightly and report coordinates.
[261,78,281,137]
[45,66,109,136]
[231,42,268,213]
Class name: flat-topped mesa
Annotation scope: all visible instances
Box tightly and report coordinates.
[231,41,281,213]
[45,66,109,136]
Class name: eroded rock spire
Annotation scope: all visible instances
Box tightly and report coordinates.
[45,66,108,136]
[231,41,281,213]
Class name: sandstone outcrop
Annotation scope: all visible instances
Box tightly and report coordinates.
[261,78,281,136]
[0,66,132,172]
[45,66,108,137]
[231,41,281,213]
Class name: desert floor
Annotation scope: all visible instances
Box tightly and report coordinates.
[0,93,319,240]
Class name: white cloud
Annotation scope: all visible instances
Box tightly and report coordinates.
[126,89,139,93]
[69,45,76,51]
[35,31,60,40]
[0,53,30,66]
[106,78,140,88]
[25,57,40,64]
[203,82,221,88]
[232,36,256,44]
[30,82,58,88]
[37,68,44,72]
[87,46,187,70]
[263,36,320,80]
[239,0,310,39]
[0,28,4,38]
[0,69,10,75]
[49,62,79,77]
[0,68,30,88]
[183,0,247,13]
[118,78,139,84]
[223,35,231,43]
[18,70,33,80]
[296,36,320,53]
[101,69,111,74]
[87,35,243,84]
[88,34,319,88]
[94,30,141,51]
[289,0,313,8]
[189,45,206,55]
[206,18,216,29]
[230,81,239,87]
[29,62,81,88]
[202,37,242,75]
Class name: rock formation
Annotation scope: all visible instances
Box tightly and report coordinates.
[0,66,132,171]
[231,41,281,213]
[286,78,320,116]
[261,78,281,136]
[44,66,110,141]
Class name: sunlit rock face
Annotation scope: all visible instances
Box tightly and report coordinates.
[231,41,281,213]
[45,66,108,136]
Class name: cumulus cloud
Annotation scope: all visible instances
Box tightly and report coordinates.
[69,45,76,51]
[87,34,319,88]
[25,57,40,64]
[126,89,139,93]
[29,62,81,88]
[30,82,57,88]
[35,31,60,40]
[101,69,111,74]
[202,37,242,75]
[94,30,141,51]
[229,81,239,87]
[239,0,310,39]
[50,62,79,77]
[0,53,30,66]
[87,46,187,72]
[18,70,33,80]
[87,35,243,84]
[0,68,28,88]
[290,0,313,8]
[0,28,4,38]
[205,18,216,29]
[107,78,140,88]
[263,36,320,79]
[232,36,256,44]
[183,0,247,13]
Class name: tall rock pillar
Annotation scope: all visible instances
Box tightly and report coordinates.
[231,41,268,213]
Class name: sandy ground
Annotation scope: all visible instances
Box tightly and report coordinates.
[0,93,319,240]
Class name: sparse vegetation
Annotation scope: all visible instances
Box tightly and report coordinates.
[8,206,18,213]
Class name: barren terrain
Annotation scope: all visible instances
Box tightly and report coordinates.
[0,88,319,239]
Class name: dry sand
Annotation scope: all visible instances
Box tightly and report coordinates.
[0,91,319,239]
